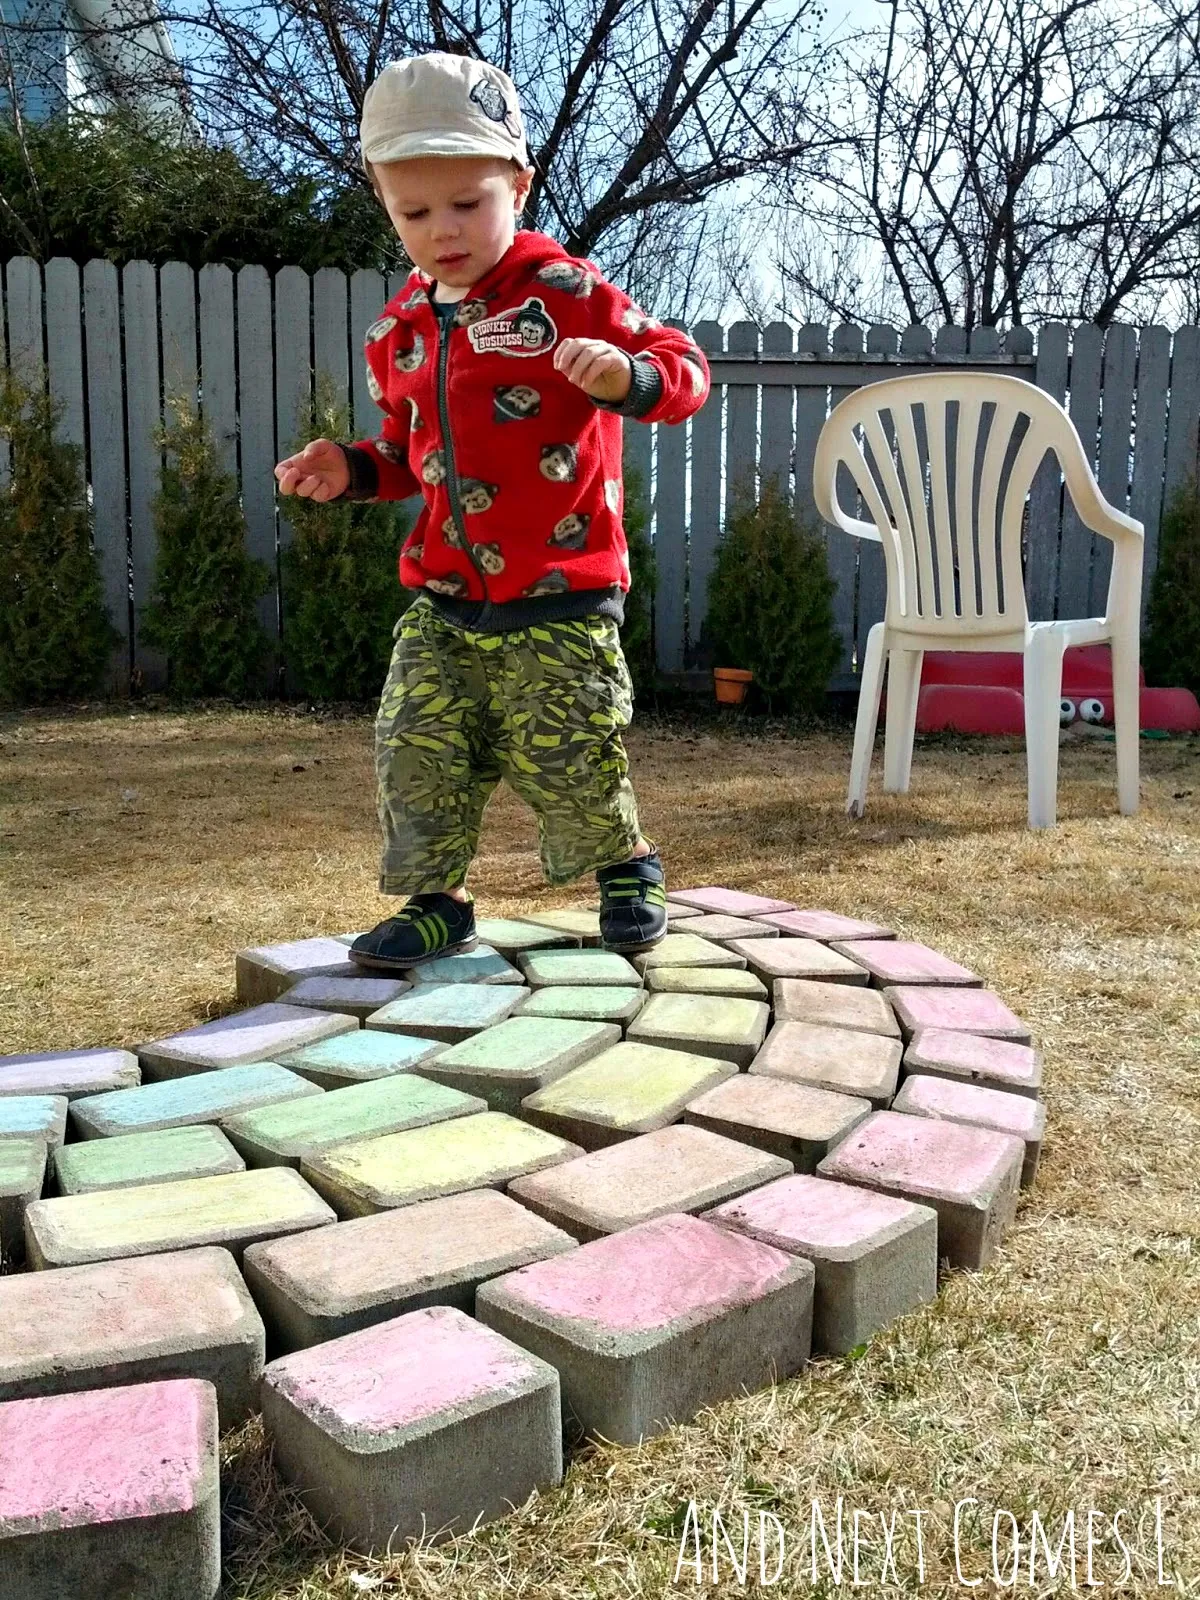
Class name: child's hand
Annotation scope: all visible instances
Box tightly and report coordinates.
[553,338,632,403]
[274,438,349,500]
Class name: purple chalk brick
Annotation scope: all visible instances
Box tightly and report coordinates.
[476,1212,813,1445]
[138,1003,357,1081]
[892,1074,1045,1186]
[0,1379,220,1599]
[279,975,410,1019]
[902,1028,1042,1098]
[0,1047,140,1100]
[887,987,1034,1045]
[236,937,362,1005]
[261,1306,562,1551]
[831,940,981,987]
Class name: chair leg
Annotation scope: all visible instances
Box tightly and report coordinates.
[848,624,887,818]
[1023,633,1065,828]
[883,648,924,793]
[1110,630,1140,816]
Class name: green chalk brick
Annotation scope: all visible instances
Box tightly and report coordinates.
[0,1096,68,1155]
[515,986,647,1028]
[414,1018,622,1114]
[365,983,527,1043]
[70,1064,322,1140]
[405,944,524,985]
[54,1125,246,1195]
[645,967,769,1001]
[514,909,603,945]
[626,992,771,1069]
[0,1137,47,1262]
[25,1167,336,1268]
[631,933,747,974]
[301,1112,583,1218]
[474,918,579,955]
[521,1041,737,1150]
[276,1030,448,1090]
[517,949,642,988]
[222,1075,486,1168]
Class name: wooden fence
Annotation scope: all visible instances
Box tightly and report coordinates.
[3,255,1199,691]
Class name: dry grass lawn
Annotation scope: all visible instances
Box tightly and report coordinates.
[2,703,1199,1598]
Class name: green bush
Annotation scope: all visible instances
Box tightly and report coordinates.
[705,480,841,712]
[0,366,116,704]
[140,401,270,696]
[1144,477,1200,695]
[621,464,656,699]
[280,382,409,702]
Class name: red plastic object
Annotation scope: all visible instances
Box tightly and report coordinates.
[1140,687,1200,733]
[916,684,1027,735]
[920,646,1145,694]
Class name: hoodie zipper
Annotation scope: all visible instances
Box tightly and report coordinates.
[433,311,491,603]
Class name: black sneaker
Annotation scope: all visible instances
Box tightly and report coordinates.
[597,852,668,953]
[348,893,478,971]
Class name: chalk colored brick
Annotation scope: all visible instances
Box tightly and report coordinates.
[591,901,707,924]
[414,1018,621,1115]
[705,1174,937,1354]
[521,1043,736,1150]
[753,909,895,941]
[301,1113,582,1219]
[750,1022,901,1107]
[831,939,981,987]
[517,948,642,988]
[0,1096,67,1155]
[222,1075,485,1168]
[25,1167,335,1269]
[277,1030,448,1089]
[236,937,361,1004]
[0,1047,139,1100]
[631,933,747,974]
[626,992,769,1069]
[681,914,780,945]
[366,983,526,1043]
[506,1124,791,1242]
[475,918,578,955]
[243,1189,577,1351]
[667,887,795,916]
[0,1247,264,1428]
[0,1138,45,1263]
[71,1063,321,1140]
[279,975,409,1019]
[892,1075,1045,1186]
[476,1212,813,1445]
[261,1306,561,1551]
[54,1126,245,1196]
[727,937,869,986]
[886,987,1033,1045]
[0,1379,220,1600]
[138,1003,356,1081]
[774,979,900,1037]
[646,966,769,1000]
[902,1029,1042,1098]
[405,944,524,985]
[816,1111,1023,1269]
[684,1076,871,1172]
[515,908,602,945]
[515,985,647,1028]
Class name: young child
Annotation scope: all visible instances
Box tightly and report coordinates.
[274,51,710,966]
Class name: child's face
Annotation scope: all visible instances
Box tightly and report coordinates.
[373,156,533,288]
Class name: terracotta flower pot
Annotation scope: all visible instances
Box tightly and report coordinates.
[714,667,753,705]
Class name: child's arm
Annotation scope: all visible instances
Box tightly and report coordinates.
[338,367,421,501]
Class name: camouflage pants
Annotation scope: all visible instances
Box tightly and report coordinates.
[375,597,643,893]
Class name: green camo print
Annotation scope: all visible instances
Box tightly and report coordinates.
[376,597,642,892]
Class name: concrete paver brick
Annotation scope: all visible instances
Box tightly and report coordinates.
[276,1030,448,1089]
[892,1074,1045,1186]
[514,909,603,945]
[753,910,895,941]
[831,940,981,987]
[54,1125,245,1196]
[236,938,362,1005]
[138,1004,356,1081]
[0,1095,68,1155]
[474,918,579,955]
[243,1189,577,1351]
[70,1063,322,1140]
[279,975,409,1019]
[476,1212,813,1445]
[413,1018,621,1115]
[902,1028,1042,1098]
[705,1174,937,1354]
[816,1110,1024,1269]
[774,979,900,1037]
[25,1167,335,1269]
[505,1124,791,1241]
[0,1047,140,1100]
[750,1021,901,1107]
[646,966,768,1000]
[517,948,642,988]
[666,888,795,916]
[0,1137,46,1263]
[301,1112,583,1218]
[405,944,524,985]
[680,914,780,945]
[0,1246,265,1428]
[260,1306,562,1550]
[684,1076,871,1172]
[0,1379,220,1600]
[887,987,1033,1044]
[520,1042,736,1150]
[625,992,769,1068]
[365,984,527,1043]
[515,985,647,1028]
[631,933,747,974]
[727,938,870,986]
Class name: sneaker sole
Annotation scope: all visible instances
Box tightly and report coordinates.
[348,934,479,972]
[600,929,668,955]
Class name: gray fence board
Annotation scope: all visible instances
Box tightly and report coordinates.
[237,265,278,648]
[313,267,349,414]
[159,260,196,411]
[44,258,83,451]
[827,323,865,674]
[199,265,237,478]
[1057,323,1103,620]
[653,319,688,674]
[793,324,828,537]
[5,256,42,381]
[1026,323,1068,619]
[688,320,724,652]
[759,321,794,497]
[724,321,759,518]
[122,260,165,687]
[1131,327,1171,628]
[1163,326,1200,501]
[82,258,128,688]
[1091,324,1136,615]
[857,326,895,653]
[274,267,311,557]
[350,268,386,437]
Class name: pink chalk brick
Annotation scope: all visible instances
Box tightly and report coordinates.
[903,1029,1042,1098]
[893,1074,1045,1186]
[753,910,894,942]
[667,887,795,916]
[831,940,981,987]
[887,987,1033,1045]
[710,1172,926,1253]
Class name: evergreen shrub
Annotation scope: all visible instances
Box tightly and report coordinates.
[1144,477,1200,695]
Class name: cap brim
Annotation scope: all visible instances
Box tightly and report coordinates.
[363,130,526,165]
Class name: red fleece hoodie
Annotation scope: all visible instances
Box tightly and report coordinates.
[343,229,710,630]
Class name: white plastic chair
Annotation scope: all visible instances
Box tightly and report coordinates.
[812,372,1144,828]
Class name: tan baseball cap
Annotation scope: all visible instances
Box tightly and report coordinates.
[360,53,529,169]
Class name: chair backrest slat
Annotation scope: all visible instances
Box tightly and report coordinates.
[953,395,982,620]
[926,398,956,616]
